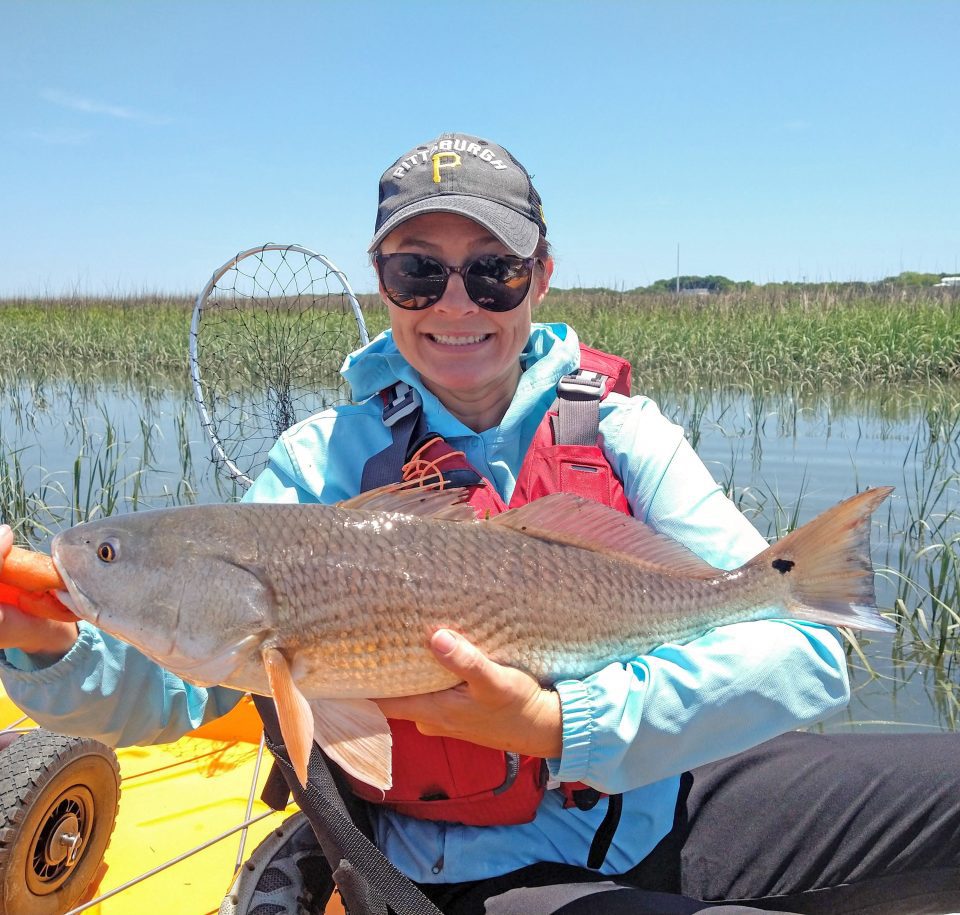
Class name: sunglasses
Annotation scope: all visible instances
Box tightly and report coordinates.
[375,252,537,312]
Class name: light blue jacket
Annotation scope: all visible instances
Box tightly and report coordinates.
[0,323,849,883]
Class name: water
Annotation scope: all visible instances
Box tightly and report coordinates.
[2,377,958,734]
[658,385,960,734]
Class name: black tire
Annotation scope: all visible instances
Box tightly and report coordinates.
[219,811,333,915]
[0,730,120,915]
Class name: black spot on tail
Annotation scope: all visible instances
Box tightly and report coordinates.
[772,558,795,574]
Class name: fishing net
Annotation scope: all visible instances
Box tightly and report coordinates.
[190,245,368,488]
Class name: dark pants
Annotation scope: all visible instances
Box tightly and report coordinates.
[418,732,960,915]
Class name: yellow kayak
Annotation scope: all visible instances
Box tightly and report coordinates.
[0,688,291,914]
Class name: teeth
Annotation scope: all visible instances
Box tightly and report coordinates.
[429,334,489,345]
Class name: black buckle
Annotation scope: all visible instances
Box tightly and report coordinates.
[382,382,423,427]
[556,371,605,401]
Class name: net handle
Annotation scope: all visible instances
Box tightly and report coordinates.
[188,243,369,488]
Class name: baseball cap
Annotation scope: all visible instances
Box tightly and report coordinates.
[368,132,547,257]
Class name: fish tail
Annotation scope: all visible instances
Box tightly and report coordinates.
[749,486,896,633]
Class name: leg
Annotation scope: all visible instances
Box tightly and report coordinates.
[422,732,960,914]
[629,731,960,914]
[422,862,798,914]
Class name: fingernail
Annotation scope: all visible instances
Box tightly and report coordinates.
[432,629,457,655]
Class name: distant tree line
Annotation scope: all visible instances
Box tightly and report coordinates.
[554,271,955,295]
[879,271,949,287]
[644,275,747,293]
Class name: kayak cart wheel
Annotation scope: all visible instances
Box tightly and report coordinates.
[220,811,334,915]
[0,729,120,915]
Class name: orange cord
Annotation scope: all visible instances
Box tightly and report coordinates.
[400,439,468,488]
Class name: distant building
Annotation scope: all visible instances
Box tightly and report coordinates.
[934,277,960,287]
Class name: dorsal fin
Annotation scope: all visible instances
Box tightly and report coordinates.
[339,481,477,522]
[491,493,720,578]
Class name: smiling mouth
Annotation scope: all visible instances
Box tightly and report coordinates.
[427,333,491,345]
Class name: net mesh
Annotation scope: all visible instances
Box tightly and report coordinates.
[193,246,366,487]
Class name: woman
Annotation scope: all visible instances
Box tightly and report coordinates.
[2,133,959,914]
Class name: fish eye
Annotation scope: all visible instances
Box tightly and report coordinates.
[96,540,118,563]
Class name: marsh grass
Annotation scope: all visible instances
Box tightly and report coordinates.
[4,286,958,392]
[2,295,191,388]
[3,288,959,726]
[886,399,960,696]
[0,397,231,550]
[536,286,960,391]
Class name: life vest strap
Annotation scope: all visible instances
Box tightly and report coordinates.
[587,793,624,870]
[359,390,425,492]
[554,370,607,446]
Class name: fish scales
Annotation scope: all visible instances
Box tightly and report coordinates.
[253,506,676,695]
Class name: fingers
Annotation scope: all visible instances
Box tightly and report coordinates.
[0,601,78,656]
[428,629,500,699]
[0,525,12,564]
[0,528,77,658]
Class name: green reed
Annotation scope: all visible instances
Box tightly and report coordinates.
[0,400,213,551]
[887,397,960,671]
[4,287,957,393]
[0,446,40,539]
[537,286,960,391]
[1,295,191,391]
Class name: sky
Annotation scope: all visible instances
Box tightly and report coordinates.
[2,0,958,297]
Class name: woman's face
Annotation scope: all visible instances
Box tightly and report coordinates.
[378,212,552,415]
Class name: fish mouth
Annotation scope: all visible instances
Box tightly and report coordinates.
[50,542,100,626]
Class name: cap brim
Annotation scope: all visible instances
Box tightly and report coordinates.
[368,195,540,258]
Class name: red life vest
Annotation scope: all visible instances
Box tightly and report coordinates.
[347,345,633,829]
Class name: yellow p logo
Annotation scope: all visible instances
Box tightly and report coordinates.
[432,151,461,183]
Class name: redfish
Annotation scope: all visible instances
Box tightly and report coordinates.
[50,484,894,790]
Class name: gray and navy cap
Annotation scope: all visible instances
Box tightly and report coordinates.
[368,132,547,257]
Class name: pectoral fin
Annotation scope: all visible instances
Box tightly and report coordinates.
[262,647,314,786]
[310,698,393,793]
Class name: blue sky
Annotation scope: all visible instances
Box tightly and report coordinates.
[3,0,958,296]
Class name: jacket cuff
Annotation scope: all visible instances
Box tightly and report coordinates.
[546,678,594,783]
[0,621,98,680]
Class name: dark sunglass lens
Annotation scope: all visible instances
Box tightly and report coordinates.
[465,255,533,311]
[380,254,447,309]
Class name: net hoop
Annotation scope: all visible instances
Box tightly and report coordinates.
[189,243,369,488]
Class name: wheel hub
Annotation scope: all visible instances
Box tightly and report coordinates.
[45,812,83,867]
[27,787,93,895]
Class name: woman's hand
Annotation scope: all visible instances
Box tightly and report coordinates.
[0,525,79,661]
[376,629,563,759]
